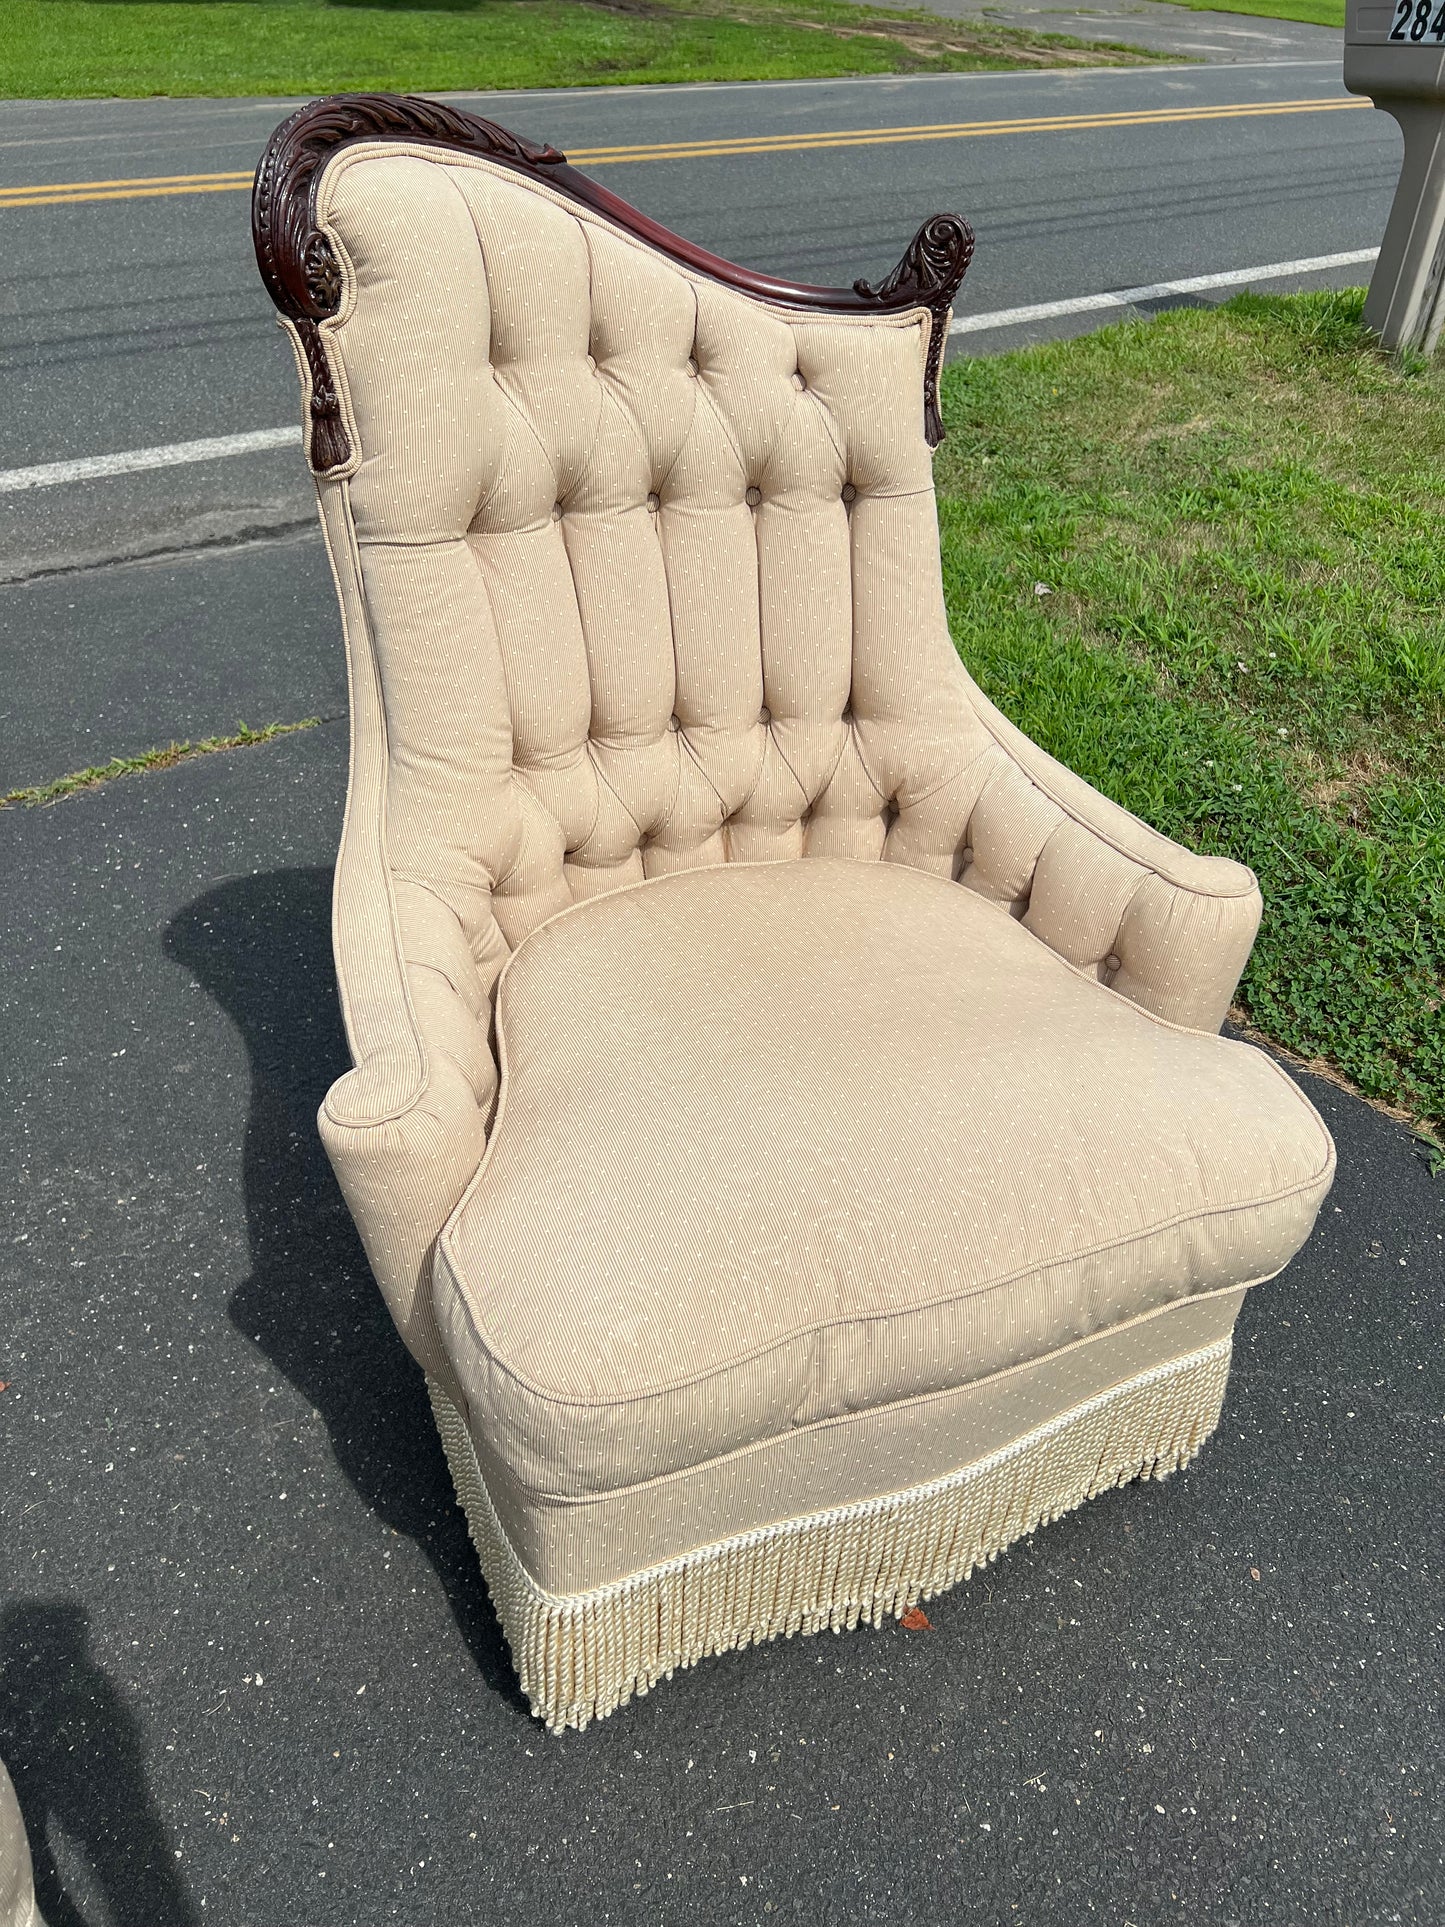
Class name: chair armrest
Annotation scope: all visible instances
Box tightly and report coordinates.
[963,684,1261,1032]
[319,944,495,1398]
[320,1056,488,1397]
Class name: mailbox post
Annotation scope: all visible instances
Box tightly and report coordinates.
[1346,0,1445,352]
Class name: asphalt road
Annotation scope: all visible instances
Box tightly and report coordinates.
[1,55,1441,1927]
[0,62,1401,595]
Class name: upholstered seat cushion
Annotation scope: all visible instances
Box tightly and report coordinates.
[434,858,1332,1504]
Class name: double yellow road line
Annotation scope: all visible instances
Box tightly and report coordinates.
[569,94,1370,164]
[0,95,1371,211]
[0,169,255,209]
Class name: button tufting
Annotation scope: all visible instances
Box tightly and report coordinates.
[745,486,762,508]
[668,714,681,732]
[646,492,661,513]
[841,483,857,505]
[1106,953,1122,973]
[759,705,771,725]
[586,352,597,370]
[959,846,974,867]
[550,503,563,522]
[792,371,807,392]
[686,356,699,377]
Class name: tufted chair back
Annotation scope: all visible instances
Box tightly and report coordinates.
[298,138,999,995]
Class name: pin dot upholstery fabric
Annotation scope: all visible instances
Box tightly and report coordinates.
[298,141,1330,1412]
[433,858,1333,1502]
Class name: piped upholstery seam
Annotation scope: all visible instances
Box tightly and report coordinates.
[440,1158,1330,1415]
[968,696,1259,902]
[318,476,434,1132]
[495,1292,1251,1511]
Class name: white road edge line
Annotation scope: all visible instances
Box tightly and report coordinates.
[0,251,1383,493]
[442,61,1349,103]
[951,248,1379,335]
[0,425,301,494]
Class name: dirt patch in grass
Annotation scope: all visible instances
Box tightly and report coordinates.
[780,10,1138,59]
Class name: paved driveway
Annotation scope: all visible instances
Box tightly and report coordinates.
[2,727,1440,1922]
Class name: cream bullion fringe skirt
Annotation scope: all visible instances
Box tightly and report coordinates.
[428,1335,1232,1733]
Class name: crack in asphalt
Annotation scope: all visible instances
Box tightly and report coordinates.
[0,516,321,585]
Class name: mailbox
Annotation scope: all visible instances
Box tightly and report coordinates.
[1346,0,1445,350]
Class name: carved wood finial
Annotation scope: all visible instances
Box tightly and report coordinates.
[252,93,976,469]
[855,214,976,446]
[252,94,567,470]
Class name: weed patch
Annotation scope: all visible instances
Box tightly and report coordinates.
[2,718,321,809]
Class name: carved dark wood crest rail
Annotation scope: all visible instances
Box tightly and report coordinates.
[252,93,976,471]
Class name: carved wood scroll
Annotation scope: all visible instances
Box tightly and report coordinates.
[251,92,976,471]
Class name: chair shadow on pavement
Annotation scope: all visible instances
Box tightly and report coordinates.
[0,1600,198,1927]
[163,868,526,1717]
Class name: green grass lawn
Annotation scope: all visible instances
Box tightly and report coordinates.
[935,289,1445,1152]
[0,0,1154,98]
[1154,0,1342,27]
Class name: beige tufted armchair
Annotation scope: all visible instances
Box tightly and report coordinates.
[254,95,1334,1731]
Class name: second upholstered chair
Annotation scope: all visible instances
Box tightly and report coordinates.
[253,95,1334,1731]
